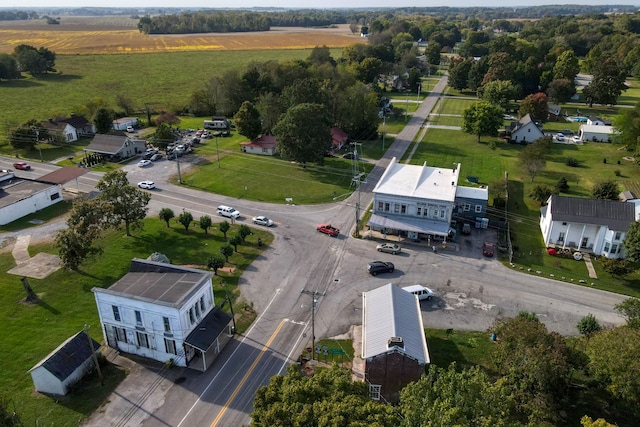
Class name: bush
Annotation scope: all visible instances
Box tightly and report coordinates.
[601,258,633,276]
[615,169,621,177]
[565,157,579,167]
[555,176,569,193]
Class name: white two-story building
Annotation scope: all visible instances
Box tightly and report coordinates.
[540,195,635,259]
[369,158,488,241]
[93,259,233,371]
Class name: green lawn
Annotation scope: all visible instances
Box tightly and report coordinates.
[180,138,374,204]
[425,328,494,372]
[0,217,271,426]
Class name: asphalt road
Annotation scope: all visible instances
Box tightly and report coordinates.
[0,76,628,426]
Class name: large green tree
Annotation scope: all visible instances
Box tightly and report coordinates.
[586,326,640,410]
[583,58,627,107]
[553,50,580,81]
[96,170,151,236]
[613,101,640,151]
[491,316,572,424]
[400,364,522,427]
[9,119,43,151]
[623,222,640,263]
[273,103,332,165]
[234,100,262,140]
[0,53,20,80]
[447,56,473,90]
[55,197,113,270]
[251,364,399,426]
[462,101,504,143]
[93,107,115,134]
[153,122,177,151]
[481,80,516,109]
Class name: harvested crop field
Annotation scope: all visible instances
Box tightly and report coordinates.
[0,18,363,55]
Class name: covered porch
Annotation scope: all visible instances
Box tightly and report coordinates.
[184,309,234,372]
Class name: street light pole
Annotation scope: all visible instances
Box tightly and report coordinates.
[33,128,43,162]
[215,136,220,168]
[416,83,421,103]
[301,289,325,363]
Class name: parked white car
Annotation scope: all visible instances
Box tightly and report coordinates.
[137,159,151,167]
[556,132,565,141]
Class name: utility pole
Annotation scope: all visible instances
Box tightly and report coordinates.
[223,282,236,333]
[405,91,408,123]
[176,154,182,183]
[349,141,366,238]
[416,83,421,103]
[382,114,386,152]
[301,289,325,363]
[84,324,103,385]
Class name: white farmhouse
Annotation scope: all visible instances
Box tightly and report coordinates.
[540,195,635,259]
[0,172,63,225]
[507,113,545,144]
[93,259,233,371]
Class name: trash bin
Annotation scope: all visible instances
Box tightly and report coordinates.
[491,333,497,341]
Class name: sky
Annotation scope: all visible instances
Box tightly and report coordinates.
[7,1,640,9]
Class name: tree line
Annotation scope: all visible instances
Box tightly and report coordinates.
[137,12,271,34]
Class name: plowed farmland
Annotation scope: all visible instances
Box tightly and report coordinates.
[0,18,363,55]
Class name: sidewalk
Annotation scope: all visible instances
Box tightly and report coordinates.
[362,228,459,253]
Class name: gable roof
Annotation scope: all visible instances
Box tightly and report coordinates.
[547,195,635,231]
[331,127,348,146]
[29,331,99,381]
[40,118,71,132]
[59,114,92,129]
[362,283,429,364]
[92,259,212,308]
[85,134,132,154]
[241,135,276,148]
[373,157,459,202]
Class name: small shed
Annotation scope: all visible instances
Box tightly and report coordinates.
[29,331,100,396]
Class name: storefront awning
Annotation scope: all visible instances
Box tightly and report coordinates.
[184,308,233,352]
[368,213,451,237]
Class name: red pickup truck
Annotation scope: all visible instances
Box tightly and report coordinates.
[317,224,340,237]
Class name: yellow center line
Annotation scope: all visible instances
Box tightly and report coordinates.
[210,319,286,427]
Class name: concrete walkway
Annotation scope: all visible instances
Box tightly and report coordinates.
[583,253,598,279]
[12,234,31,264]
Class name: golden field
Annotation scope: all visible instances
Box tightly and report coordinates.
[0,17,364,55]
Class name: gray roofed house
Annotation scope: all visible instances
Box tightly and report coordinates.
[84,134,145,160]
[540,195,636,259]
[29,331,100,396]
[355,283,429,403]
[92,259,233,371]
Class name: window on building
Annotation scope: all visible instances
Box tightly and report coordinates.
[50,193,60,201]
[615,232,622,241]
[200,296,206,312]
[195,302,201,318]
[113,326,127,343]
[464,203,470,211]
[135,310,142,326]
[189,308,195,325]
[136,332,149,348]
[417,207,422,216]
[378,201,383,212]
[384,203,390,212]
[112,306,121,322]
[163,317,171,332]
[558,232,565,242]
[164,339,177,355]
[474,205,482,213]
[400,204,407,214]
[394,204,400,214]
[604,242,610,252]
[432,208,439,218]
[369,384,381,400]
[612,244,618,254]
[440,210,445,218]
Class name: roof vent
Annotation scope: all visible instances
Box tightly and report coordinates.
[388,336,404,349]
